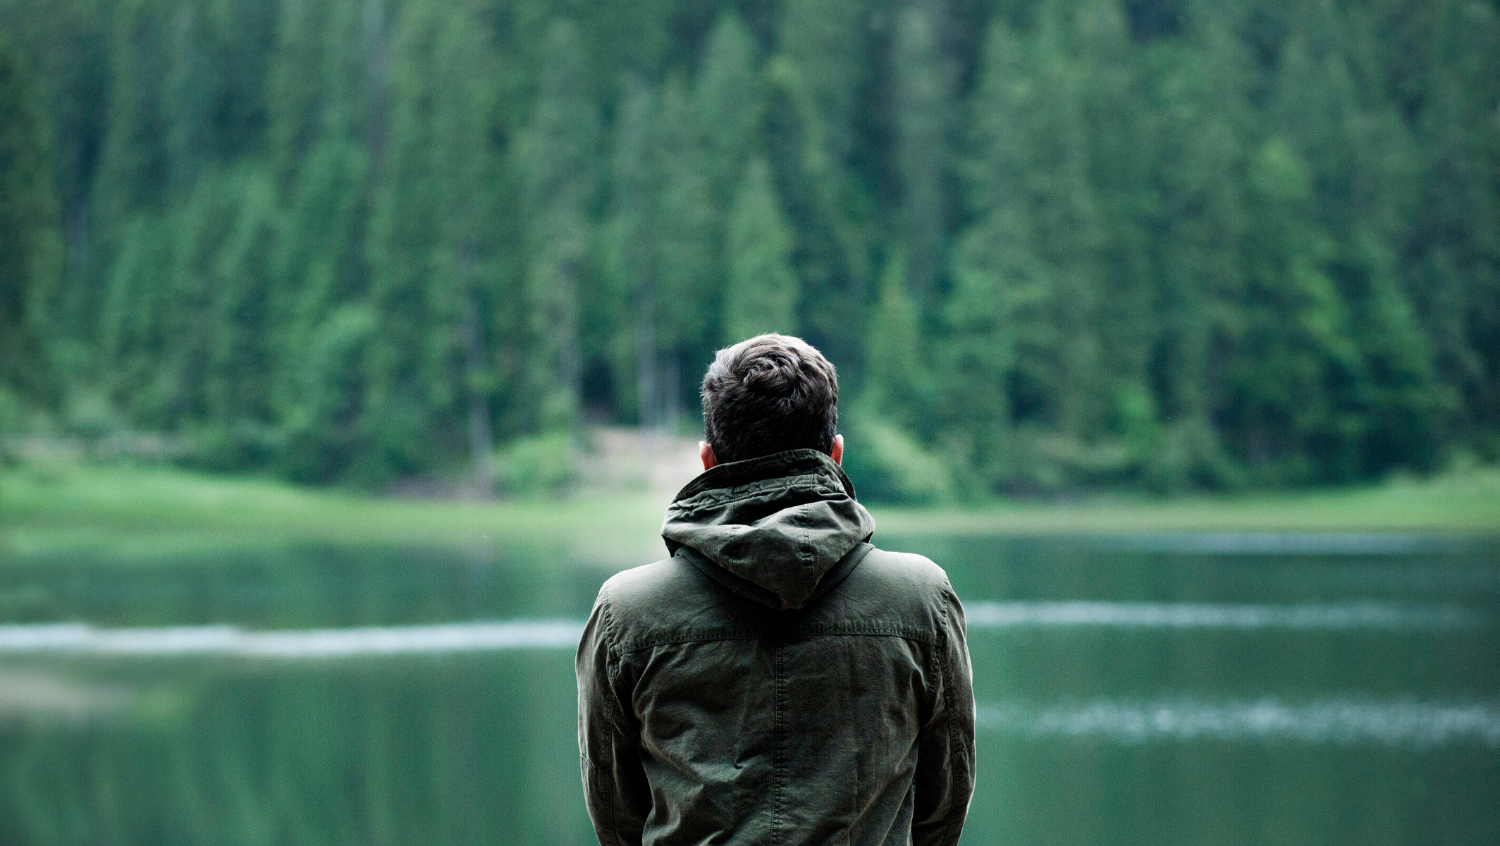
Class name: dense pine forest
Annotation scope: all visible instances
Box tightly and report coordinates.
[0,0,1496,499]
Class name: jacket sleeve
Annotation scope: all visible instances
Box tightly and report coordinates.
[576,585,652,846]
[911,580,977,846]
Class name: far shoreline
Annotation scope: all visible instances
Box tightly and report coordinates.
[3,460,1498,567]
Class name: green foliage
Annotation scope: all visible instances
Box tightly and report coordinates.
[0,36,62,406]
[841,411,954,505]
[891,0,955,301]
[864,251,934,437]
[653,75,716,354]
[694,12,757,204]
[494,432,578,497]
[724,158,798,342]
[1,0,1497,498]
[516,19,597,432]
[279,304,376,484]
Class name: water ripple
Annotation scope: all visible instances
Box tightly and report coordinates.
[0,599,1486,660]
[964,600,1485,630]
[979,698,1500,748]
[0,620,585,658]
[1095,533,1480,555]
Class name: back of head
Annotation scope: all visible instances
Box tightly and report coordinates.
[701,334,839,464]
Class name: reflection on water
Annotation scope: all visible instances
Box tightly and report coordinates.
[0,535,1496,845]
[0,655,591,845]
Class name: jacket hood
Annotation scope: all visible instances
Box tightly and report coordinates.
[661,448,876,610]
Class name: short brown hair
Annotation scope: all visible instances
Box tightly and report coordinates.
[701,334,839,464]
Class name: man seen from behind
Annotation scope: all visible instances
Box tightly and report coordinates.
[576,333,975,845]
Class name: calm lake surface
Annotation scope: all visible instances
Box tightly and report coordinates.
[1,533,1497,845]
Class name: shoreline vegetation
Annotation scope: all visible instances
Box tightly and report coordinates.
[4,458,1498,567]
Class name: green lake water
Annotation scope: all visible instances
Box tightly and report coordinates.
[0,534,1496,845]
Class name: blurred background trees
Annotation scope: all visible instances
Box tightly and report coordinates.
[0,0,1496,497]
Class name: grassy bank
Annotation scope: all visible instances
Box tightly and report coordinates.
[0,462,670,565]
[875,469,1500,536]
[3,461,1498,565]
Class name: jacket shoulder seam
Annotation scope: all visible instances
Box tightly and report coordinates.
[615,631,764,653]
[614,624,940,654]
[787,623,941,644]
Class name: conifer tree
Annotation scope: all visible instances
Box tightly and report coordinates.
[953,19,1108,462]
[162,4,210,195]
[604,76,658,427]
[363,0,454,479]
[864,251,927,432]
[694,11,757,206]
[724,158,799,341]
[90,2,171,239]
[892,0,955,301]
[516,19,598,432]
[266,0,371,188]
[653,75,716,418]
[200,170,279,467]
[274,140,374,482]
[361,0,502,481]
[0,36,62,409]
[776,0,867,171]
[270,140,369,425]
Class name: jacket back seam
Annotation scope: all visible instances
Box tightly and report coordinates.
[773,641,785,846]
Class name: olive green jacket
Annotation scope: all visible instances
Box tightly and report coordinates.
[576,449,975,846]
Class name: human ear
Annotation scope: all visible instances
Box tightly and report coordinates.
[830,434,843,466]
[699,441,718,470]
